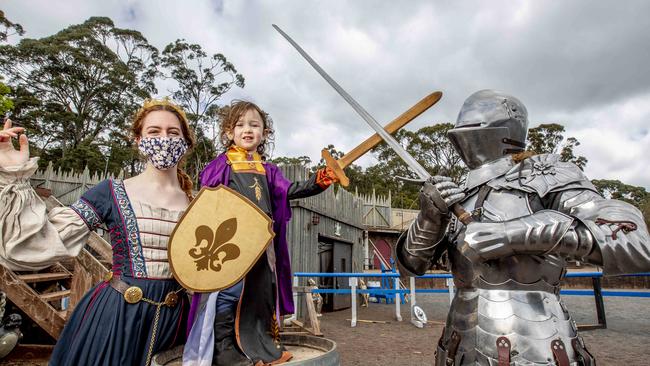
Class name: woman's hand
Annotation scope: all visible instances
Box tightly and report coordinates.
[0,118,30,168]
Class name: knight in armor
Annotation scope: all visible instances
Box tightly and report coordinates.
[183,100,339,366]
[395,90,650,365]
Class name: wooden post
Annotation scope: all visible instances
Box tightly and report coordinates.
[447,277,455,304]
[78,166,90,202]
[593,277,607,328]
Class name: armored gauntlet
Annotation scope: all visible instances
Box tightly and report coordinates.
[396,176,464,276]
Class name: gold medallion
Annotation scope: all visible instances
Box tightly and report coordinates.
[164,292,179,307]
[124,286,143,304]
[104,271,113,282]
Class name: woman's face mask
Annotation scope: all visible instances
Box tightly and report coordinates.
[138,137,189,170]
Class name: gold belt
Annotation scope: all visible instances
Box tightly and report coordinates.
[105,271,181,307]
[104,271,183,366]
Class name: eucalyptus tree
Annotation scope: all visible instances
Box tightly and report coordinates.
[0,17,158,173]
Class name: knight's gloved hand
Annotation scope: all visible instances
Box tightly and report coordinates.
[420,176,465,220]
[457,210,594,262]
[395,176,464,276]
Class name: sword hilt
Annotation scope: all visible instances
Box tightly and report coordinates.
[321,149,349,187]
[398,176,473,225]
[451,203,473,225]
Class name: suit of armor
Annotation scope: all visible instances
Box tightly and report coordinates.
[396,90,650,365]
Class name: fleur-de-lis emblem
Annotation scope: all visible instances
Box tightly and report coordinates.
[188,218,241,272]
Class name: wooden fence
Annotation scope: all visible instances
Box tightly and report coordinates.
[30,162,122,206]
[359,189,392,228]
[29,162,398,229]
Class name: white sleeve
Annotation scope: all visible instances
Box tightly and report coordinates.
[0,158,91,271]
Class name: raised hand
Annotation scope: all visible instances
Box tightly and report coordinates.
[0,118,30,168]
[419,176,465,219]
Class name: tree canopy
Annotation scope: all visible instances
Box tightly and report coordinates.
[527,123,587,170]
[1,12,647,215]
[0,16,244,177]
[0,17,158,172]
[0,10,24,43]
[0,11,23,117]
[160,39,245,180]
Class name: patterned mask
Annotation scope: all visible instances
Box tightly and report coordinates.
[138,137,189,170]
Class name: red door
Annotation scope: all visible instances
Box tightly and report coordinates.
[372,239,392,270]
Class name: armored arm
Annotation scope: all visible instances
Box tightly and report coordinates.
[396,176,464,276]
[458,209,597,262]
[458,154,649,270]
[459,189,649,274]
[557,189,650,274]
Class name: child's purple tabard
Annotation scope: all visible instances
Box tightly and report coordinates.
[187,154,294,330]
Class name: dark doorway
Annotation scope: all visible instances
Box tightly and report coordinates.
[318,234,353,311]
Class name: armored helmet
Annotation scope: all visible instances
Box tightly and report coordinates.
[447,90,528,169]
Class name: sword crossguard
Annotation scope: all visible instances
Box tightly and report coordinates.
[321,149,349,187]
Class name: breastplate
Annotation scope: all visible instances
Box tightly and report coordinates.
[441,187,579,365]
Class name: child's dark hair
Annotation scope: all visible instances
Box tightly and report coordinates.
[218,100,275,158]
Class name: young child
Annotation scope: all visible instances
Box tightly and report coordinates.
[183,100,338,366]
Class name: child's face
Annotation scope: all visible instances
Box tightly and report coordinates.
[228,109,265,153]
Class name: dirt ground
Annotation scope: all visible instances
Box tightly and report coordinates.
[318,293,650,366]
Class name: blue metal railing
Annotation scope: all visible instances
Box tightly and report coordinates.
[293,271,650,329]
[294,271,650,298]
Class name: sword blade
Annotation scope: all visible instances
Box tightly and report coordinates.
[272,24,431,181]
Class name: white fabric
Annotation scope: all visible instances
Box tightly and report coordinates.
[131,200,184,279]
[0,158,90,271]
[182,291,220,366]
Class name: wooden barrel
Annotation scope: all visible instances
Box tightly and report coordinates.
[152,334,339,366]
[282,334,339,366]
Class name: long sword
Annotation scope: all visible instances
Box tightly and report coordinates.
[273,24,472,224]
[273,24,430,180]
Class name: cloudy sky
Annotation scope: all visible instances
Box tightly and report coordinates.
[4,0,650,189]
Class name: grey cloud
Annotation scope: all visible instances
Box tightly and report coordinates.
[4,0,649,189]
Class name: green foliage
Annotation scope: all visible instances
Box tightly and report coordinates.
[0,81,12,116]
[0,17,158,173]
[366,123,467,208]
[185,127,218,179]
[640,198,650,229]
[527,123,588,170]
[591,179,649,208]
[0,11,22,116]
[160,39,245,181]
[0,10,25,43]
[303,124,466,209]
[270,155,312,166]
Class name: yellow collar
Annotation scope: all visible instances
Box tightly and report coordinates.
[226,146,265,173]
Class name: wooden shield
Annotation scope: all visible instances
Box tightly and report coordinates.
[168,185,274,292]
